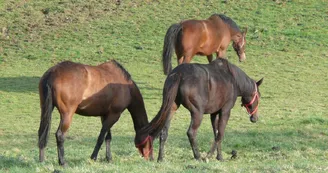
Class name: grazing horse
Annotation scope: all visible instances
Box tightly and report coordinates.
[162,14,247,75]
[141,58,263,161]
[38,60,153,166]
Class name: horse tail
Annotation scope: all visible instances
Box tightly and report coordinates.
[162,23,182,75]
[149,73,181,138]
[38,72,54,162]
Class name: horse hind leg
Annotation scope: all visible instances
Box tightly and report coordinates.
[176,49,194,65]
[206,113,219,158]
[212,109,231,161]
[157,118,171,162]
[186,110,204,160]
[207,54,213,63]
[176,51,184,65]
[56,107,76,166]
[183,52,195,64]
[158,102,178,162]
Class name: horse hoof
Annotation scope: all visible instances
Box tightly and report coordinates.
[106,158,112,163]
[194,157,202,162]
[90,156,97,161]
[149,156,154,161]
[59,162,67,167]
[216,156,224,162]
[201,157,209,163]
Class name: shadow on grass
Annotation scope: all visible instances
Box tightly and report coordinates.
[160,128,328,154]
[0,76,40,93]
[135,81,162,100]
[0,155,31,169]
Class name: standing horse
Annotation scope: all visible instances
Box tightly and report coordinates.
[141,58,263,161]
[162,14,247,75]
[38,60,153,166]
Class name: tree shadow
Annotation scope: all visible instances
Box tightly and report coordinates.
[0,76,40,93]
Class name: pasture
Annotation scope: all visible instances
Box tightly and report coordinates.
[0,0,327,172]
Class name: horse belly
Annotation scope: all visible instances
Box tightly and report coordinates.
[76,100,109,116]
[196,38,221,56]
[204,79,233,114]
[78,89,131,116]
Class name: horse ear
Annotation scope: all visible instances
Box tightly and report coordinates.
[256,78,263,87]
[243,27,248,36]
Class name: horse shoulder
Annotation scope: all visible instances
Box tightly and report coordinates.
[77,66,100,100]
[204,20,230,49]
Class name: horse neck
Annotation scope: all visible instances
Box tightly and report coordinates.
[230,28,242,42]
[233,67,255,97]
[128,83,149,132]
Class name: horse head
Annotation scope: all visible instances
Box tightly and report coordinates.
[232,27,247,62]
[135,134,153,160]
[241,78,263,123]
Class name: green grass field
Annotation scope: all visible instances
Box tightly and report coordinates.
[0,0,327,172]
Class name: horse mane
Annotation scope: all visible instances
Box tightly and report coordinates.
[213,58,254,95]
[108,60,132,81]
[212,14,241,33]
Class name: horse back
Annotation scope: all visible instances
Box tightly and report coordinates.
[180,20,206,45]
[43,61,134,116]
[180,17,231,55]
[172,61,236,114]
[77,62,134,115]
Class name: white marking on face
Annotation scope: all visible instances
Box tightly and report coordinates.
[240,36,245,48]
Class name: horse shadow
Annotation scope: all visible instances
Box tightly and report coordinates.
[0,76,40,93]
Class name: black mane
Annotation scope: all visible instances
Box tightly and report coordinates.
[211,58,254,95]
[110,60,132,81]
[212,14,241,32]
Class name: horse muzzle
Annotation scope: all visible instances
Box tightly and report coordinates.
[250,115,258,123]
[239,53,246,62]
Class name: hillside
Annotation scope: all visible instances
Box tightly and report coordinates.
[0,0,327,172]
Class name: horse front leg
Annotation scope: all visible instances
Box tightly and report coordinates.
[105,129,112,162]
[90,127,108,161]
[91,113,120,161]
[216,49,227,59]
[187,110,204,160]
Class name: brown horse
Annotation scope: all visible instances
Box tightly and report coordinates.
[162,14,247,75]
[38,60,153,166]
[140,58,263,162]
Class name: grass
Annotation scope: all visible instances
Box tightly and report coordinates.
[0,0,328,172]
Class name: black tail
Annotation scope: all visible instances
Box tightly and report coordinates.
[38,73,54,162]
[162,23,182,75]
[147,73,181,138]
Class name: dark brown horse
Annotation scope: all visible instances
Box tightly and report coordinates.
[162,14,247,75]
[38,60,153,166]
[141,58,263,161]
